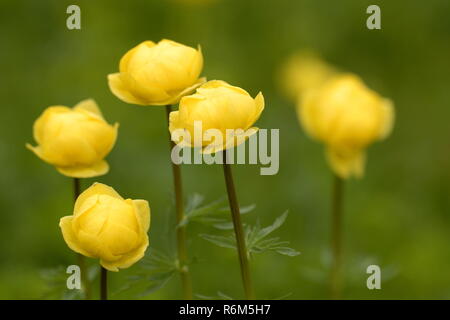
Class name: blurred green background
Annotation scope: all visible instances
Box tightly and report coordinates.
[1,0,449,299]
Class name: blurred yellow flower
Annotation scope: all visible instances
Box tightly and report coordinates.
[279,50,336,102]
[60,183,151,272]
[169,80,265,154]
[108,39,205,106]
[26,99,118,178]
[298,74,394,179]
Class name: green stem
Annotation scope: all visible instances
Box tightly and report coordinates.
[100,266,108,300]
[73,178,80,203]
[165,105,193,300]
[222,149,255,300]
[73,178,91,300]
[330,174,344,300]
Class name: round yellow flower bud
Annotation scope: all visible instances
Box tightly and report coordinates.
[169,80,265,154]
[298,74,394,179]
[279,50,336,102]
[60,183,151,272]
[108,39,205,106]
[26,99,119,178]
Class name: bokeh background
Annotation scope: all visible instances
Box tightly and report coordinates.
[1,0,450,299]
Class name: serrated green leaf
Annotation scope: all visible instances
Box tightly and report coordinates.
[179,197,227,227]
[247,211,300,257]
[212,222,234,230]
[217,291,234,300]
[185,193,205,212]
[219,203,256,214]
[200,210,299,259]
[87,265,99,282]
[138,283,167,297]
[181,194,255,228]
[147,270,175,282]
[274,247,301,256]
[272,292,293,300]
[196,291,234,300]
[40,266,84,300]
[115,248,177,297]
[200,234,236,249]
[256,211,288,240]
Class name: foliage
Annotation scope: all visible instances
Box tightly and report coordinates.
[201,211,300,257]
[115,249,178,298]
[179,193,255,228]
[40,265,97,300]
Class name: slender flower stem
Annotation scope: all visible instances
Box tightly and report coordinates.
[165,105,193,300]
[330,174,344,300]
[73,178,81,203]
[100,267,108,300]
[222,149,255,300]
[73,178,91,300]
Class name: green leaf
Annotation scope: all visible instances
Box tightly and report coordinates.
[256,211,288,239]
[114,248,177,298]
[87,265,99,282]
[185,193,205,212]
[247,212,300,257]
[274,246,301,257]
[199,234,236,249]
[212,222,234,230]
[178,196,228,227]
[196,291,234,300]
[272,292,293,300]
[40,266,84,300]
[217,291,234,300]
[219,203,256,215]
[180,194,256,228]
[200,210,300,258]
[137,271,175,297]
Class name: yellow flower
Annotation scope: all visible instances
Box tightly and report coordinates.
[26,99,118,178]
[108,39,205,106]
[298,74,394,179]
[169,80,265,154]
[60,183,151,272]
[279,50,336,102]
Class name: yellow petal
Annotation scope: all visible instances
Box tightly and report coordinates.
[132,199,151,233]
[326,147,366,179]
[197,79,251,98]
[251,92,265,125]
[57,160,109,178]
[202,127,259,154]
[99,221,139,256]
[73,99,103,118]
[107,73,148,105]
[73,202,108,234]
[33,106,70,144]
[120,41,155,73]
[168,110,181,133]
[79,121,119,162]
[59,216,94,258]
[76,229,119,261]
[279,50,337,101]
[73,182,123,216]
[297,90,323,141]
[26,144,48,162]
[199,79,230,90]
[107,122,119,155]
[159,38,184,46]
[185,44,203,84]
[378,99,395,140]
[156,77,207,106]
[100,236,149,272]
